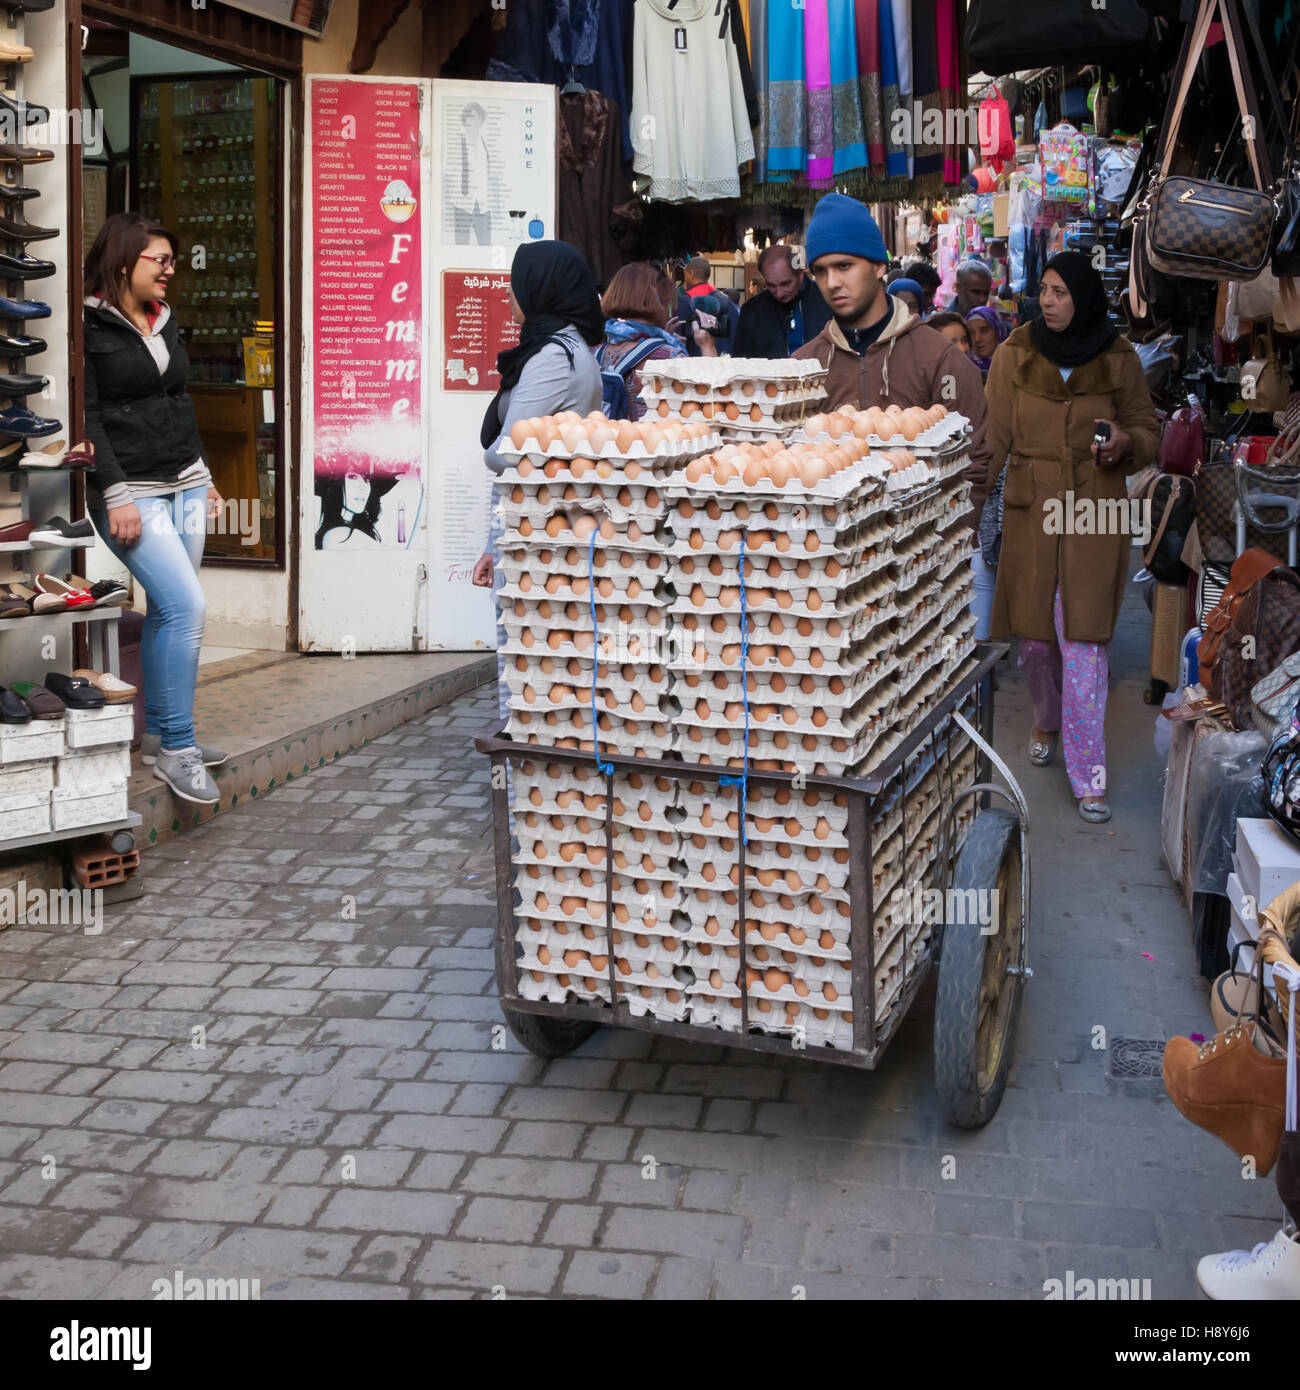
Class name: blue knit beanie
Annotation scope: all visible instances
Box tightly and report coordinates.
[805,193,888,267]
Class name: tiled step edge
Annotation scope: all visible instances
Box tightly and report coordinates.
[131,655,496,850]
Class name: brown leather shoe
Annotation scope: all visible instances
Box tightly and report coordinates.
[1163,1022,1287,1174]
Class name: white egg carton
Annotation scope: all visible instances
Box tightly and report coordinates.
[674,805,850,847]
[609,879,686,922]
[496,429,720,469]
[643,392,826,424]
[641,357,828,392]
[672,553,882,598]
[508,730,675,761]
[506,688,671,726]
[666,459,887,507]
[671,496,853,532]
[500,542,670,580]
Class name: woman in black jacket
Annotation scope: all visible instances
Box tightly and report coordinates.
[83,212,225,805]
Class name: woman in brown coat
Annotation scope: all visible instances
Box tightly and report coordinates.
[974,252,1158,823]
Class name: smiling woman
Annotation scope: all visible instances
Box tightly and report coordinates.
[81,210,228,806]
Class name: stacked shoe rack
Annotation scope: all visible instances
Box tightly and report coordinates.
[0,3,137,854]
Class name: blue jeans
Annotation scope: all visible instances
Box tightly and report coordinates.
[90,487,207,748]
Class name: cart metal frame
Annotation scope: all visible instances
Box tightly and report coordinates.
[476,641,1019,1072]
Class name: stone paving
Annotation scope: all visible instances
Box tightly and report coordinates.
[0,583,1282,1299]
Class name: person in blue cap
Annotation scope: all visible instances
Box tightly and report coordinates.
[886,276,925,316]
[793,192,990,484]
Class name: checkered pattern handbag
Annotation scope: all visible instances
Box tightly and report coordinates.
[1139,0,1285,282]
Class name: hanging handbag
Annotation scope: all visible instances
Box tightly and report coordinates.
[1252,653,1300,745]
[1197,546,1284,691]
[1240,331,1292,413]
[1157,394,1204,477]
[1138,0,1282,284]
[1213,561,1300,729]
[1141,473,1197,584]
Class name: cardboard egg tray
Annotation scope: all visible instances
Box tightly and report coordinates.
[500,515,664,555]
[498,566,667,606]
[666,457,889,508]
[791,413,969,452]
[670,550,889,602]
[675,649,893,711]
[501,598,667,643]
[931,447,973,482]
[672,715,892,775]
[644,394,826,425]
[503,493,665,532]
[500,544,671,584]
[502,657,670,703]
[676,835,851,894]
[670,494,864,535]
[640,356,828,393]
[495,430,719,472]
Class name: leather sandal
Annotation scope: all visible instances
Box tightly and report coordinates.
[0,583,27,618]
[1079,798,1112,824]
[1028,729,1057,766]
[8,581,61,613]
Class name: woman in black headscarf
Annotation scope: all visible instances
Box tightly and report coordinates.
[969,251,1158,824]
[472,241,604,720]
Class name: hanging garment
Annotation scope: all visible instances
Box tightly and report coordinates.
[728,0,761,129]
[936,0,962,185]
[630,0,756,202]
[767,0,806,172]
[558,90,630,286]
[750,0,769,181]
[854,0,886,174]
[488,0,635,161]
[910,0,940,178]
[829,1,866,175]
[878,0,907,176]
[891,0,914,176]
[805,0,834,184]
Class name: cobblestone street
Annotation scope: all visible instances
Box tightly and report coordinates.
[0,590,1281,1299]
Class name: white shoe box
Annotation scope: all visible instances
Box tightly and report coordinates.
[1226,871,1257,942]
[1234,818,1300,917]
[0,718,63,763]
[51,779,128,832]
[0,758,53,799]
[64,705,133,750]
[56,745,131,789]
[0,790,51,839]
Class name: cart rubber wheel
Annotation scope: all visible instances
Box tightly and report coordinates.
[503,1008,599,1058]
[933,808,1025,1129]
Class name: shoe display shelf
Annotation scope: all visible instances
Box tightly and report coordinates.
[0,6,138,858]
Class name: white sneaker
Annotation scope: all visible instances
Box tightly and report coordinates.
[1196,1227,1300,1299]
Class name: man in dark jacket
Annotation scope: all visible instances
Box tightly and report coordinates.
[732,245,832,358]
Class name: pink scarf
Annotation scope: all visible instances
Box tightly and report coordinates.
[804,0,833,184]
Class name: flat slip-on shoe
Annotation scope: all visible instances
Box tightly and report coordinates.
[0,295,49,319]
[0,584,28,617]
[0,215,53,241]
[29,516,94,545]
[0,145,53,166]
[0,683,29,721]
[0,370,46,394]
[0,251,54,280]
[0,332,44,355]
[10,581,63,613]
[73,668,136,703]
[0,94,51,127]
[35,573,102,607]
[0,517,32,543]
[18,438,65,467]
[0,405,61,437]
[1163,1023,1287,1174]
[43,672,104,709]
[9,679,63,718]
[0,40,34,63]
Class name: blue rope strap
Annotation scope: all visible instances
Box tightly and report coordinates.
[717,532,749,847]
[587,528,614,776]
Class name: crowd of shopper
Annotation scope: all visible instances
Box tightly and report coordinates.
[474,194,1157,826]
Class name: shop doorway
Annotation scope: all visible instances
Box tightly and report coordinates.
[81,19,284,566]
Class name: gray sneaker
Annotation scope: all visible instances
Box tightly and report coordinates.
[141,733,228,768]
[153,747,220,804]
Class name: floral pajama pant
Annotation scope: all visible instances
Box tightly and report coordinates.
[1017,587,1108,800]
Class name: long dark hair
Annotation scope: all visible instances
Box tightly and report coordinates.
[85,211,178,312]
[314,473,398,549]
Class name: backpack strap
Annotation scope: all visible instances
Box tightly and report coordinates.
[610,337,667,379]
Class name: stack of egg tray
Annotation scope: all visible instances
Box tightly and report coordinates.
[494,424,716,761]
[665,451,907,776]
[511,759,695,1022]
[639,357,828,436]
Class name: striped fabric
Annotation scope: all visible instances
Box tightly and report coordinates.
[854,0,885,174]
